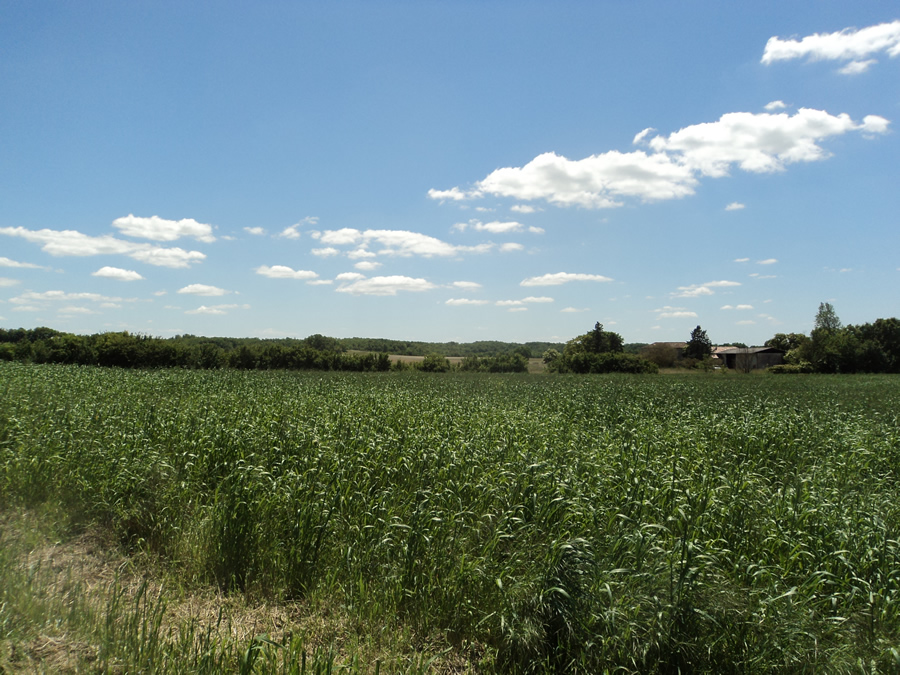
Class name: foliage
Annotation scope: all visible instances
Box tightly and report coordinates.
[683,325,712,361]
[3,364,900,671]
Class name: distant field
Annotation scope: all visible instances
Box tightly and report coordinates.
[1,363,899,672]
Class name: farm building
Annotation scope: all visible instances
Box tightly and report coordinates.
[717,346,784,370]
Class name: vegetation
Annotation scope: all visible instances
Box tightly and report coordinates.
[544,323,658,374]
[3,363,900,671]
[766,304,900,374]
[682,326,712,361]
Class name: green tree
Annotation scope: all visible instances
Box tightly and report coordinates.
[564,322,624,357]
[683,326,712,360]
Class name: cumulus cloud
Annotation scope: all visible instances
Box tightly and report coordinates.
[347,248,376,259]
[734,257,750,263]
[761,20,900,74]
[511,204,539,214]
[244,227,266,236]
[765,100,788,111]
[721,304,754,310]
[11,290,125,304]
[112,214,216,243]
[311,247,340,257]
[427,187,470,201]
[453,219,527,234]
[757,258,778,265]
[521,272,613,286]
[496,300,524,306]
[0,277,20,287]
[522,296,554,303]
[672,280,741,298]
[725,202,745,211]
[92,266,144,281]
[317,228,492,258]
[354,261,381,271]
[177,284,230,296]
[279,225,302,239]
[561,307,590,313]
[452,281,482,290]
[185,304,239,315]
[335,272,366,281]
[0,256,44,269]
[446,298,489,306]
[0,226,205,268]
[58,306,98,315]
[336,275,436,296]
[646,109,889,177]
[255,265,318,280]
[430,108,887,209]
[655,306,699,319]
[500,242,524,252]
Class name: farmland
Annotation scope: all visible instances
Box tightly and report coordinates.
[1,363,899,672]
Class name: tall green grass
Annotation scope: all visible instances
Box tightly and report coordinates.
[1,362,899,671]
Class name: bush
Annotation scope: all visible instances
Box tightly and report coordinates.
[768,363,814,374]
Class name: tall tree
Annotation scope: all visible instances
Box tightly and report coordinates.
[683,325,712,360]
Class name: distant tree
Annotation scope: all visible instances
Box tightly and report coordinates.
[564,322,624,357]
[814,302,842,333]
[683,326,712,361]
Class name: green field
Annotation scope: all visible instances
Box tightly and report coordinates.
[1,363,899,672]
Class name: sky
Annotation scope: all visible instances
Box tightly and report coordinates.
[1,2,898,345]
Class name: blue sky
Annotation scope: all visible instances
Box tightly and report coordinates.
[1,2,898,345]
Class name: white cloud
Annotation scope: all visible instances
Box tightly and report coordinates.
[761,20,900,74]
[347,248,376,259]
[655,306,699,319]
[0,277,20,287]
[508,307,528,313]
[500,242,524,252]
[427,187,470,202]
[725,202,745,211]
[757,258,778,265]
[672,279,741,298]
[177,284,229,296]
[647,109,888,177]
[511,204,539,214]
[721,304,754,310]
[561,307,589,313]
[318,228,363,245]
[0,256,44,269]
[521,272,613,286]
[434,108,887,210]
[734,257,750,263]
[839,59,877,75]
[496,300,524,306]
[255,265,319,280]
[11,290,124,304]
[112,214,216,243]
[354,261,381,271]
[455,219,526,234]
[335,272,366,281]
[0,226,205,268]
[473,150,697,208]
[336,275,436,296]
[452,281,482,290]
[186,305,230,315]
[307,280,333,286]
[446,298,489,306]
[522,296,554,303]
[92,266,144,281]
[528,226,545,234]
[311,247,340,257]
[765,100,788,111]
[244,227,266,236]
[279,225,302,239]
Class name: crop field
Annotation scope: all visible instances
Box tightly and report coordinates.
[1,363,899,673]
